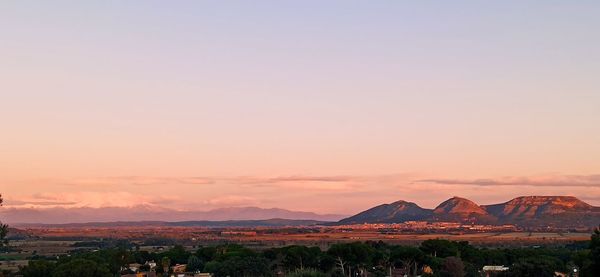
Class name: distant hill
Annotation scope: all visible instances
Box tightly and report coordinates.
[432,197,497,224]
[337,196,600,228]
[0,206,345,224]
[6,227,31,239]
[14,218,327,228]
[338,200,431,224]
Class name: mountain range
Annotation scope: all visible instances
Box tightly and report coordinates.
[12,219,327,229]
[338,196,600,228]
[0,205,345,224]
[3,196,598,228]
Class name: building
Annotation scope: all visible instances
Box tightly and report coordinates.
[128,263,142,272]
[145,260,157,270]
[171,264,187,273]
[482,265,509,277]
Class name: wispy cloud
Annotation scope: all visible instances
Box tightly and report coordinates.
[2,174,416,213]
[66,176,215,186]
[418,174,600,187]
[4,192,177,209]
[263,176,353,183]
[3,199,78,206]
[51,175,386,192]
[7,173,600,215]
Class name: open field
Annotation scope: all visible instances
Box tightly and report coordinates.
[13,226,592,249]
[1,227,593,275]
[0,260,28,273]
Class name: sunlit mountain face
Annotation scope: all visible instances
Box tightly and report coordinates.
[338,196,600,228]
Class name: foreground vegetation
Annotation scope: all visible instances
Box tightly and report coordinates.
[4,227,598,277]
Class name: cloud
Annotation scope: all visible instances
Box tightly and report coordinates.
[3,192,176,209]
[196,175,353,185]
[3,199,78,206]
[65,176,215,186]
[3,174,417,213]
[417,174,600,187]
[51,175,355,190]
[229,174,416,191]
[264,176,353,183]
[5,173,600,215]
[21,174,420,190]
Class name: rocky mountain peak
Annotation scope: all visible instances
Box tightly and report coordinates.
[433,196,488,215]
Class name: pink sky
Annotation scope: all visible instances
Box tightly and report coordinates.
[1,2,600,217]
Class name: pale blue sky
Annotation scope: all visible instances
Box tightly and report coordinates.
[1,1,600,212]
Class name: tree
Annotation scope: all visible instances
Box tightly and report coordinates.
[327,242,374,277]
[440,256,465,277]
[420,239,459,258]
[0,195,8,246]
[109,248,133,274]
[369,245,391,277]
[204,256,271,277]
[161,256,171,276]
[20,260,56,277]
[587,226,600,275]
[203,260,221,274]
[390,246,425,277]
[281,245,321,271]
[505,257,556,277]
[286,268,327,277]
[187,255,203,272]
[196,246,217,261]
[52,259,111,277]
[164,245,190,264]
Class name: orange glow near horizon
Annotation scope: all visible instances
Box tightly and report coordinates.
[1,2,600,219]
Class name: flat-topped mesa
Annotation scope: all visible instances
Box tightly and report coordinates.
[504,196,592,209]
[433,196,489,215]
[484,196,596,218]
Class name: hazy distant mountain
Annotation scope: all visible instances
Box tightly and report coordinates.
[0,206,345,224]
[337,196,600,228]
[338,200,431,224]
[14,218,327,228]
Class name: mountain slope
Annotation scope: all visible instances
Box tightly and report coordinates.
[433,197,488,215]
[484,196,595,218]
[484,196,600,227]
[337,196,600,228]
[431,197,497,224]
[338,200,432,224]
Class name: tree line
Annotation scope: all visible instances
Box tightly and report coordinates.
[10,228,600,277]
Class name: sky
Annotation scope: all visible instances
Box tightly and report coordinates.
[1,1,600,216]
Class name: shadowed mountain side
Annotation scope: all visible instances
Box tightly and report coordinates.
[337,200,432,224]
